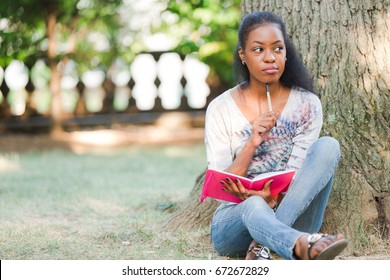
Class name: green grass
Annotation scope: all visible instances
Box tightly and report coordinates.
[0,144,216,259]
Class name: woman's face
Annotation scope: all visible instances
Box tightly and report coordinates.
[239,23,286,85]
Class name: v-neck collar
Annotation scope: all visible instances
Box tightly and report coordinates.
[227,86,295,125]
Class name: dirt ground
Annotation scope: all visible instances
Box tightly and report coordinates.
[1,129,389,260]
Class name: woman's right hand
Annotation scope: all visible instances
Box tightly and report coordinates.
[221,178,276,209]
[248,112,279,147]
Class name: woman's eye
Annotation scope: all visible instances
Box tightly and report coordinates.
[274,46,284,52]
[254,47,263,53]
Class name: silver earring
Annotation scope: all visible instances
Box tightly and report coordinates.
[285,58,287,61]
[242,61,245,65]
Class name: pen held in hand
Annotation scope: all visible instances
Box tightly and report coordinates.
[266,83,273,112]
[266,83,277,128]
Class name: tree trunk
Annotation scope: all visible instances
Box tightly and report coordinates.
[165,171,219,231]
[46,7,63,136]
[168,0,390,251]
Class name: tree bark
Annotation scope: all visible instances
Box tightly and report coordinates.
[46,7,64,136]
[48,62,63,136]
[165,171,219,231]
[169,0,390,251]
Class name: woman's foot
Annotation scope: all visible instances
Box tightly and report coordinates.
[246,240,272,260]
[294,233,348,260]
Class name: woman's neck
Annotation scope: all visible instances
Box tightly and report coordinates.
[247,81,283,99]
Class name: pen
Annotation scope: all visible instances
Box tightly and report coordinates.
[266,83,272,112]
[266,83,277,128]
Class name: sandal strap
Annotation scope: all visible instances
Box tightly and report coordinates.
[251,244,272,260]
[307,233,328,260]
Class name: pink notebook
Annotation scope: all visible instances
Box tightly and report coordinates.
[200,168,295,203]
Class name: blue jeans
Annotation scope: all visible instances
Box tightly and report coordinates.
[210,137,341,259]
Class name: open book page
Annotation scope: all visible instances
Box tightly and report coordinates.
[249,169,295,195]
[252,170,295,180]
[200,168,295,203]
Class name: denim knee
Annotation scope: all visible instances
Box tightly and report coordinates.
[242,196,269,209]
[314,136,340,164]
[240,196,272,219]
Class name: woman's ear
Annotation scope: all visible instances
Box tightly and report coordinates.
[238,47,245,62]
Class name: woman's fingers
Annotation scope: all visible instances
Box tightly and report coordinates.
[249,112,279,147]
[258,180,277,208]
[221,178,276,206]
[258,179,273,200]
[253,112,278,131]
[235,178,249,196]
[263,179,273,192]
[221,177,278,210]
[221,178,238,193]
[253,112,275,123]
[253,120,274,132]
[221,178,247,200]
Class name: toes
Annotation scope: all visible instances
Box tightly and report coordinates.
[308,233,346,260]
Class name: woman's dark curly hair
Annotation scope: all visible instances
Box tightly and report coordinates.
[234,11,315,93]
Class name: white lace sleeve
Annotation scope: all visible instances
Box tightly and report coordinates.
[204,97,233,171]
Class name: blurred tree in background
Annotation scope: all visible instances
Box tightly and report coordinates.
[0,0,122,70]
[0,0,241,132]
[157,0,241,88]
[0,0,123,133]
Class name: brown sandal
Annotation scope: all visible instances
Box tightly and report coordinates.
[307,233,348,260]
[246,240,272,260]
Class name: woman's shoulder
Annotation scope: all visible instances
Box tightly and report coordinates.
[206,88,234,114]
[291,86,321,107]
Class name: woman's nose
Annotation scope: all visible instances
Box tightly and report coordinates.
[264,50,276,62]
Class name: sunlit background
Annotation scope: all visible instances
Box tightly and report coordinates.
[0,0,241,123]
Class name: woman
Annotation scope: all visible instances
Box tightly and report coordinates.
[204,11,348,260]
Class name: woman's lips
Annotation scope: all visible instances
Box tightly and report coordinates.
[263,67,278,74]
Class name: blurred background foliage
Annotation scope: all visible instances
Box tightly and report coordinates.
[0,0,241,87]
[0,0,122,72]
[158,0,241,86]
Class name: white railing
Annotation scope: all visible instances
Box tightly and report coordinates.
[0,52,212,126]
